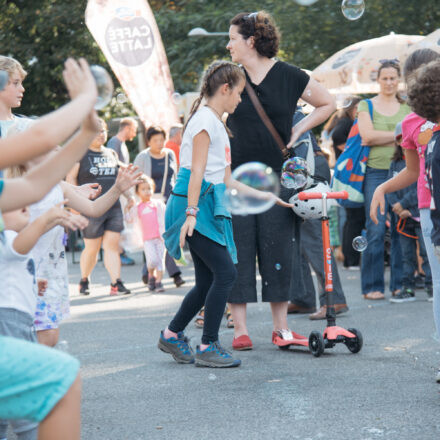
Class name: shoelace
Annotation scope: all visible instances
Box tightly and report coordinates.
[278,329,294,341]
[212,341,231,358]
[176,334,192,355]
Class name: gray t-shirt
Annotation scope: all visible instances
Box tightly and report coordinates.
[107,136,130,164]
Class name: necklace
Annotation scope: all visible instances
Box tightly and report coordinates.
[205,104,222,121]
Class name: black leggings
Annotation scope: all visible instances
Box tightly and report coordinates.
[168,231,237,344]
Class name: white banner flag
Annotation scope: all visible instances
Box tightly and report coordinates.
[85,0,179,132]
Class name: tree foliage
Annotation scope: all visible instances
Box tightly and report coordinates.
[1,0,439,117]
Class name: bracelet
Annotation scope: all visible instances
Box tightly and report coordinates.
[185,206,199,217]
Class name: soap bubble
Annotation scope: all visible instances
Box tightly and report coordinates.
[294,0,319,5]
[352,236,368,252]
[341,0,365,21]
[172,92,182,105]
[281,157,310,190]
[116,93,127,104]
[0,70,8,92]
[208,374,217,381]
[224,162,280,215]
[275,263,282,270]
[90,65,114,110]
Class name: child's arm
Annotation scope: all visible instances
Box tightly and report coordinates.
[0,112,100,213]
[12,201,88,255]
[60,165,142,217]
[370,149,420,224]
[179,131,210,246]
[0,58,97,169]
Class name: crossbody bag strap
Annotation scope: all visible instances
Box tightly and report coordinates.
[245,81,290,160]
[160,150,169,197]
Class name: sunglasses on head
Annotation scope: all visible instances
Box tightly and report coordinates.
[244,12,258,22]
[379,58,400,66]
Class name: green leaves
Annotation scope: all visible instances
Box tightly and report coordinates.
[1,0,439,119]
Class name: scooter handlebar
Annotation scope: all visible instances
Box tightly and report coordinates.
[298,190,348,201]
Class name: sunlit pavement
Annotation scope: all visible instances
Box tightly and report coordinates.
[60,251,439,440]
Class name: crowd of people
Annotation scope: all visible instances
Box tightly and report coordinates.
[1,8,440,439]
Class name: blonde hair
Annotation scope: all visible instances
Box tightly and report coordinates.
[0,56,27,80]
[184,60,245,137]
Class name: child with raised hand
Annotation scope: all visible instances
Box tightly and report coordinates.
[8,153,142,347]
[0,202,87,440]
[135,175,166,292]
[0,57,97,440]
[0,58,99,213]
[158,60,291,368]
[370,51,440,383]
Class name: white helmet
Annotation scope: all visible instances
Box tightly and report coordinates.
[289,182,336,219]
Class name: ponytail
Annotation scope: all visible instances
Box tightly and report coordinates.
[183,60,245,137]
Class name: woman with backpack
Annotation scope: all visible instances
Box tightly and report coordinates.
[358,60,410,300]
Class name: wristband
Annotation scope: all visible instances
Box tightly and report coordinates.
[185,206,199,217]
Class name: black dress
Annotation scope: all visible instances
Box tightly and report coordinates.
[226,61,309,303]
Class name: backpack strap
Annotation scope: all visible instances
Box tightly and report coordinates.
[366,98,374,121]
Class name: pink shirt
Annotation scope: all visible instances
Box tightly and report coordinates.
[401,112,437,209]
[137,200,165,241]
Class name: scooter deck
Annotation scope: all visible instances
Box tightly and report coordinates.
[272,331,309,347]
[323,326,356,341]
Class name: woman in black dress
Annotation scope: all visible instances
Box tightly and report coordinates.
[226,10,335,350]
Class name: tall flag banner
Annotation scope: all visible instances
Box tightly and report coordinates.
[86,0,179,132]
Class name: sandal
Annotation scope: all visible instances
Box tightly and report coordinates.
[194,307,204,328]
[225,306,234,328]
[364,291,385,300]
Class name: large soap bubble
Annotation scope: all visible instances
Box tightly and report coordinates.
[224,162,280,215]
[90,65,114,110]
[352,236,368,252]
[281,157,310,190]
[341,0,365,21]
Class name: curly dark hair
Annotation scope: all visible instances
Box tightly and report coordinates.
[403,48,440,82]
[407,59,440,122]
[230,11,280,58]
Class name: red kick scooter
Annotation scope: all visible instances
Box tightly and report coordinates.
[298,189,363,357]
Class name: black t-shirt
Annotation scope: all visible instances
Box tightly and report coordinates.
[227,61,310,172]
[77,147,120,210]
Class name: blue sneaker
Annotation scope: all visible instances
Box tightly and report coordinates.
[158,331,195,364]
[120,252,135,266]
[195,341,241,368]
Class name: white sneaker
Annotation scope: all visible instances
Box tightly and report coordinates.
[278,329,294,341]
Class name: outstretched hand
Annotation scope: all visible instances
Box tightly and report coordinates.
[77,183,102,200]
[115,164,143,193]
[63,58,97,102]
[46,200,89,231]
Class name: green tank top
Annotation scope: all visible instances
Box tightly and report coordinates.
[358,100,410,170]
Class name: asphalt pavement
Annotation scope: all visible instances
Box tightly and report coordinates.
[56,250,439,440]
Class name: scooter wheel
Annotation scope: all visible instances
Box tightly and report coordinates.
[345,328,363,354]
[309,331,325,357]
